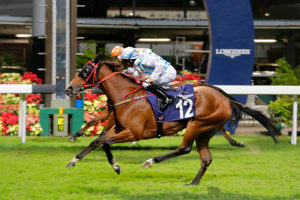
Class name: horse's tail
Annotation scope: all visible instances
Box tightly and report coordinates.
[230,100,279,143]
[199,84,279,143]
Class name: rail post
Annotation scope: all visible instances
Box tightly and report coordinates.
[18,94,27,144]
[291,95,298,145]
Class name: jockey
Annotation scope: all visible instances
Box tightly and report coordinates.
[111,46,124,57]
[135,48,152,55]
[111,46,152,58]
[111,46,137,76]
[118,47,176,111]
[111,46,152,78]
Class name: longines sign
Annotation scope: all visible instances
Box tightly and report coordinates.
[205,0,255,134]
[215,49,251,59]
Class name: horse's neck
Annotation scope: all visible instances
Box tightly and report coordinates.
[100,70,140,103]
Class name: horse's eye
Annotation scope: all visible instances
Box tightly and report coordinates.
[86,65,93,73]
[78,62,95,80]
[82,64,93,76]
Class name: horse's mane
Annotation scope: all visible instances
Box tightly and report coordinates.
[103,61,141,86]
[103,61,122,71]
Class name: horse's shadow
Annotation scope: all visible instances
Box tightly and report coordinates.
[78,186,299,200]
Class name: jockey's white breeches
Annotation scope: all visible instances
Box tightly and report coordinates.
[153,66,177,87]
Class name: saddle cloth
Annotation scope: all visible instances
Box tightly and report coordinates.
[146,84,195,122]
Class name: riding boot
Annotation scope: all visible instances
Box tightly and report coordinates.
[147,84,173,111]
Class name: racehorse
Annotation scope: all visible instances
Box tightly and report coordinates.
[69,86,245,148]
[65,56,279,185]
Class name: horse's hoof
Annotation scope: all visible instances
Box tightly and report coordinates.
[66,162,75,167]
[142,160,153,168]
[113,163,121,174]
[69,137,76,142]
[237,142,245,147]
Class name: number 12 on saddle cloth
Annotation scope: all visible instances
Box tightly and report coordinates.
[146,84,195,122]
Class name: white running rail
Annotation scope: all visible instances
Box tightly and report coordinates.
[0,84,55,144]
[215,85,300,145]
[0,84,299,145]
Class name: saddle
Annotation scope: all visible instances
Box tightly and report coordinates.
[146,84,195,137]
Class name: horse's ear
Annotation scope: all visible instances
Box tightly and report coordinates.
[93,53,102,63]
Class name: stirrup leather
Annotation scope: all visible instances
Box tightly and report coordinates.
[160,97,173,111]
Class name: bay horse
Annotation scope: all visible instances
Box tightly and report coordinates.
[69,85,245,148]
[65,58,279,185]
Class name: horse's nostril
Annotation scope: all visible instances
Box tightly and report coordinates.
[65,86,73,95]
[66,86,72,92]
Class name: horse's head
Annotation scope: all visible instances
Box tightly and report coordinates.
[65,54,102,97]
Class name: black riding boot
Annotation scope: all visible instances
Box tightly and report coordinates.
[147,84,173,111]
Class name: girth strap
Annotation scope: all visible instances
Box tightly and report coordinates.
[157,114,164,138]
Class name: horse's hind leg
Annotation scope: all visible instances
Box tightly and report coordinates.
[220,128,245,147]
[142,129,195,168]
[190,137,212,185]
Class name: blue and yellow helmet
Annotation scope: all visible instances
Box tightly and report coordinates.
[118,47,138,59]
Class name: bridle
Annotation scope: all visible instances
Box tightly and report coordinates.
[78,59,149,104]
[79,61,101,88]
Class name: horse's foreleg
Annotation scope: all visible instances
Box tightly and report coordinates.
[69,108,110,142]
[69,118,99,141]
[66,127,136,173]
[101,127,137,173]
[142,129,195,168]
[190,138,212,185]
[219,128,245,147]
[102,143,120,174]
[66,130,107,167]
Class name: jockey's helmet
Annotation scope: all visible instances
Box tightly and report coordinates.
[111,46,124,57]
[118,47,138,60]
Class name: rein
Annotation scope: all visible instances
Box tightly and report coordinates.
[113,94,153,107]
[112,74,153,106]
[82,62,152,107]
[83,62,121,88]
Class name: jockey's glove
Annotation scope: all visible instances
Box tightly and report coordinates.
[142,81,150,89]
[142,78,155,89]
[126,67,135,74]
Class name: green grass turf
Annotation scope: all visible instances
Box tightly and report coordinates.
[0,135,300,200]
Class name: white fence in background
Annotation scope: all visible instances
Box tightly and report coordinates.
[0,85,299,144]
[215,85,300,145]
[0,84,55,144]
